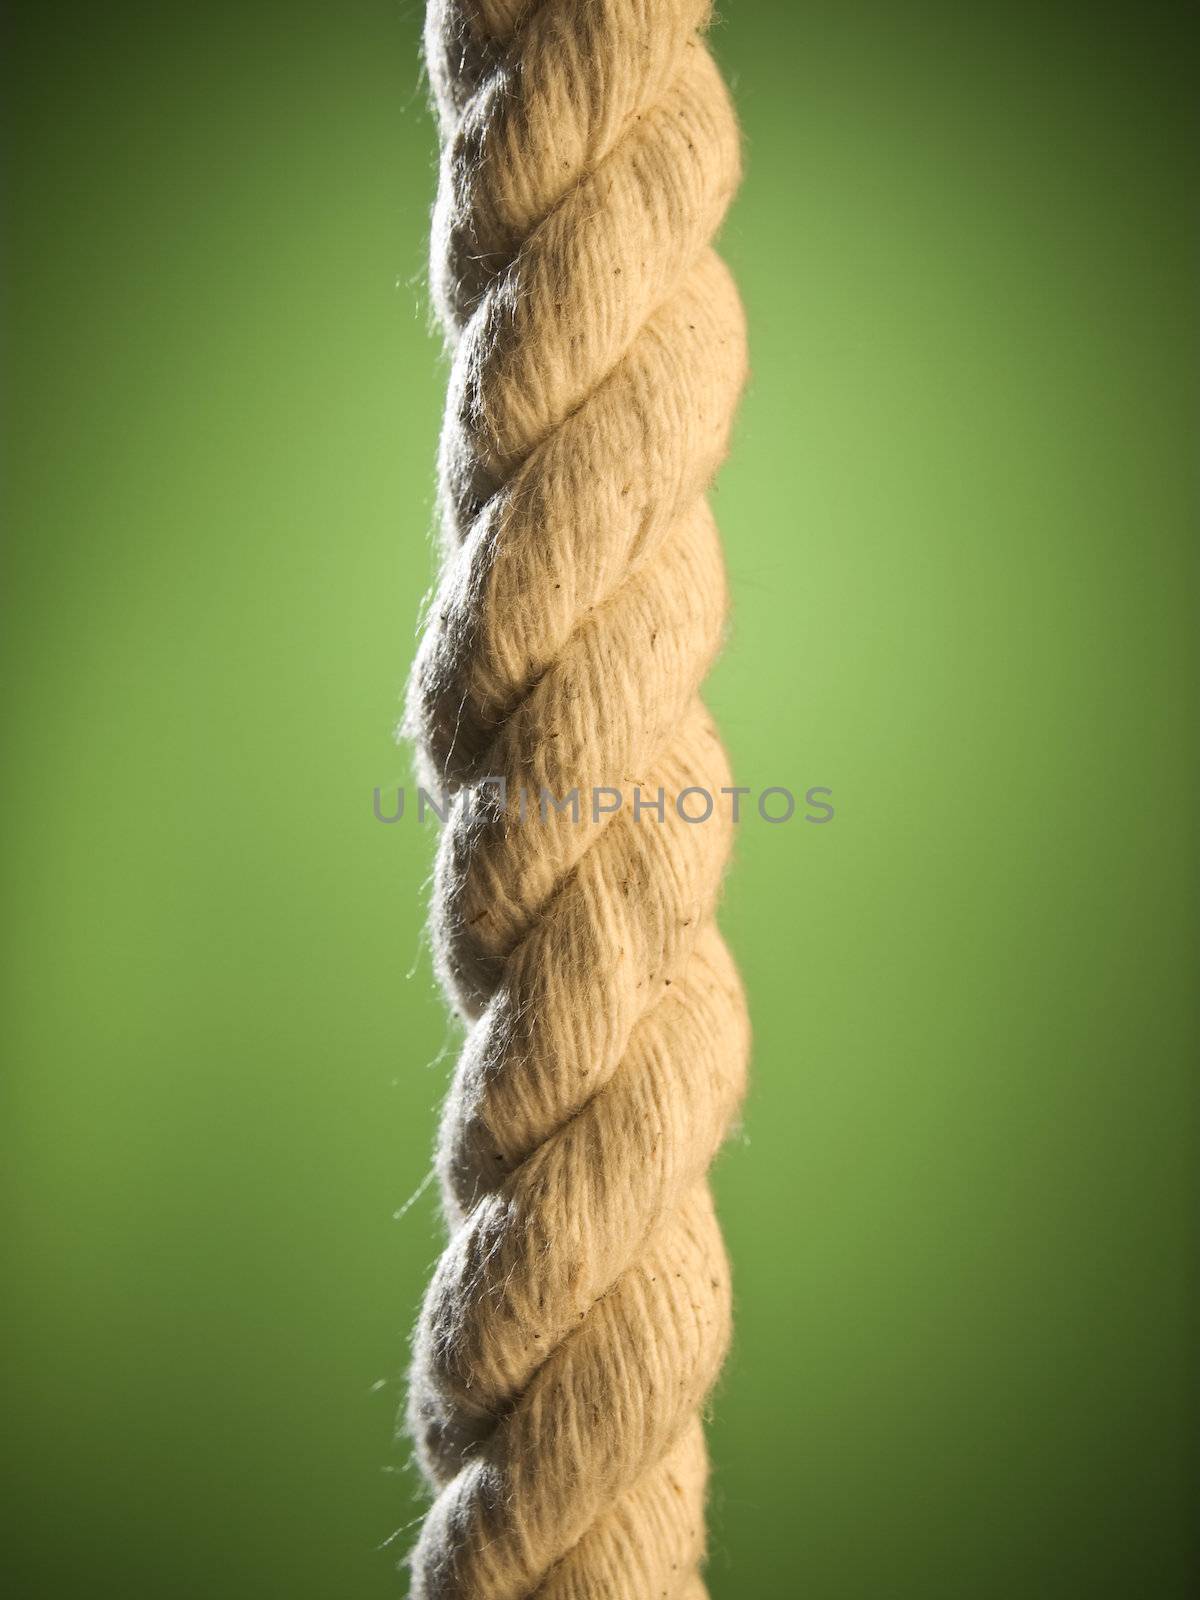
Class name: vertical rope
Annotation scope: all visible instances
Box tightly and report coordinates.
[405,3,748,1593]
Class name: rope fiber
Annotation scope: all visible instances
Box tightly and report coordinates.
[405,3,748,1592]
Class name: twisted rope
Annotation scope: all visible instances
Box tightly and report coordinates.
[405,3,748,1593]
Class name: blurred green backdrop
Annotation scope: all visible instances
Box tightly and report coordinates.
[3,1,1197,1595]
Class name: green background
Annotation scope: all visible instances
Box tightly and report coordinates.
[4,1,1197,1594]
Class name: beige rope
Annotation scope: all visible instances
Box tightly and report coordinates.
[406,3,748,1593]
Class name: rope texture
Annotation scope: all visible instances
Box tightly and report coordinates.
[407,3,748,1593]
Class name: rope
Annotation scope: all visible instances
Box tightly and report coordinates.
[405,3,748,1593]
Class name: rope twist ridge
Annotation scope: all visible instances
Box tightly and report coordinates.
[407,3,748,1593]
